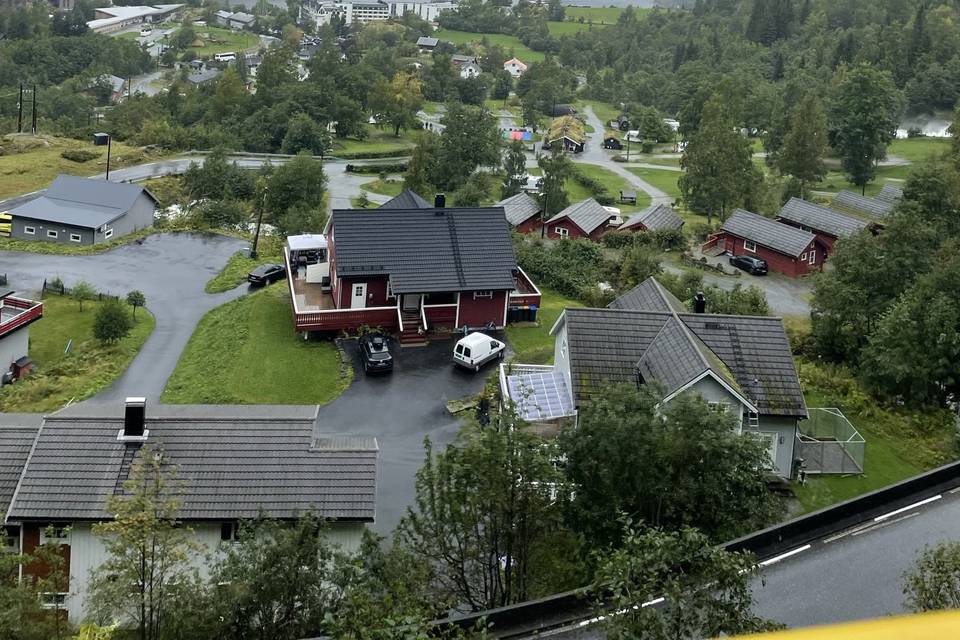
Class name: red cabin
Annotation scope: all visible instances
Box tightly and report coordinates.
[545,198,620,241]
[776,197,874,254]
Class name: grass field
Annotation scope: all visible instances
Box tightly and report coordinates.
[360,178,404,197]
[0,295,155,412]
[0,134,161,201]
[564,6,632,24]
[330,127,416,159]
[186,26,258,56]
[887,136,951,164]
[505,287,583,364]
[627,167,681,200]
[813,164,913,196]
[162,286,350,404]
[792,363,955,513]
[569,163,652,210]
[547,20,608,35]
[205,249,283,294]
[577,100,620,126]
[433,29,545,63]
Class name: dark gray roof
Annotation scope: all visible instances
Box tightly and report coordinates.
[331,206,518,293]
[619,204,684,231]
[722,209,816,257]
[188,68,221,84]
[831,191,894,218]
[875,184,904,204]
[7,405,378,522]
[547,198,613,235]
[0,419,41,519]
[229,11,254,22]
[9,175,156,229]
[559,281,805,416]
[608,277,685,313]
[417,36,439,47]
[495,192,541,226]
[777,197,869,239]
[379,190,432,209]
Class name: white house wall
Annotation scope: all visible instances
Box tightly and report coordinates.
[0,328,29,371]
[552,322,572,398]
[62,521,366,623]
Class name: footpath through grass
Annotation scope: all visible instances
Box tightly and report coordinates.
[0,295,155,412]
[792,362,956,513]
[505,288,584,364]
[162,286,351,404]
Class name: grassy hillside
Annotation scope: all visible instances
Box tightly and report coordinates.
[433,29,546,63]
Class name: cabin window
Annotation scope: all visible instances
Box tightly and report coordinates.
[474,290,493,299]
[743,240,757,252]
[39,593,68,609]
[104,229,114,239]
[808,250,816,265]
[800,252,807,261]
[3,526,18,552]
[707,402,728,414]
[555,227,569,237]
[386,280,394,299]
[46,230,58,239]
[23,226,35,235]
[220,522,239,542]
[39,524,70,545]
[70,233,82,243]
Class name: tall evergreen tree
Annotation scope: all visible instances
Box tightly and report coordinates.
[501,140,528,199]
[778,93,828,195]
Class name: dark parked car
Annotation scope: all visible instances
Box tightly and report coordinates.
[358,334,393,374]
[248,263,286,285]
[729,254,768,275]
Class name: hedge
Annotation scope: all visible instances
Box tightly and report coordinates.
[345,162,409,174]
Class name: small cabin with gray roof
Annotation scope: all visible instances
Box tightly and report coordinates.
[501,276,806,478]
[776,197,874,253]
[704,208,827,277]
[619,203,684,233]
[546,197,618,241]
[495,191,542,233]
[6,175,156,246]
[831,190,897,218]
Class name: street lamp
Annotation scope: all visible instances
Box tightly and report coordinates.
[250,186,268,259]
[93,132,111,180]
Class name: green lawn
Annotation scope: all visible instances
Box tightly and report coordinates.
[330,127,416,159]
[0,295,155,412]
[433,29,545,63]
[627,167,681,200]
[0,134,161,201]
[792,363,955,513]
[563,6,634,24]
[814,165,912,196]
[205,249,283,294]
[360,178,404,197]
[505,287,584,364]
[569,163,652,210]
[547,20,608,35]
[162,286,351,404]
[577,100,620,126]
[888,136,951,164]
[185,26,258,56]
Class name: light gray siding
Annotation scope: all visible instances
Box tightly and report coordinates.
[553,322,572,400]
[10,218,95,245]
[749,415,798,479]
[0,328,29,370]
[96,192,154,243]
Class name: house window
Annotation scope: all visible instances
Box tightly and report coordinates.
[560,337,567,358]
[555,226,569,237]
[39,593,68,609]
[800,252,807,261]
[39,524,70,545]
[386,280,394,299]
[707,401,728,414]
[104,229,114,239]
[474,290,493,299]
[354,285,363,297]
[808,250,816,265]
[220,522,239,542]
[46,230,58,239]
[23,226,35,235]
[743,240,757,252]
[3,526,18,552]
[70,233,82,243]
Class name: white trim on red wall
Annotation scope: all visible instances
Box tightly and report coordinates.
[502,289,509,327]
[454,292,461,328]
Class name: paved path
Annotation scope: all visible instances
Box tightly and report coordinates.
[0,233,247,403]
[663,264,812,317]
[574,106,671,206]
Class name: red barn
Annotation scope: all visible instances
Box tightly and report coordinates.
[776,197,873,254]
[286,200,541,345]
[545,198,618,241]
[496,192,542,233]
[703,208,827,277]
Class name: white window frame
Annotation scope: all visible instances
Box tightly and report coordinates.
[70,233,82,243]
[104,229,114,239]
[46,230,58,239]
[386,279,394,299]
[707,401,729,414]
[743,239,757,252]
[23,226,35,235]
[39,592,68,609]
[808,249,816,265]
[474,290,493,299]
[555,226,569,237]
[39,526,69,545]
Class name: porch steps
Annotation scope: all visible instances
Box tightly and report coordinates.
[399,310,427,347]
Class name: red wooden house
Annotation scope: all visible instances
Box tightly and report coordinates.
[285,203,541,345]
[495,191,542,233]
[776,197,873,253]
[545,198,619,241]
[703,209,827,277]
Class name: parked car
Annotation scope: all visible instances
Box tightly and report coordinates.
[358,334,393,374]
[247,263,286,285]
[453,332,505,372]
[729,255,768,275]
[140,27,152,36]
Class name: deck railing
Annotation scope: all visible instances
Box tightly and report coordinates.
[0,297,43,338]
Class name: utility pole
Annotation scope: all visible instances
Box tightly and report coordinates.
[16,84,23,134]
[30,84,36,135]
[250,187,268,259]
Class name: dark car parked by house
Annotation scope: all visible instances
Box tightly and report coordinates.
[358,334,393,374]
[729,254,769,275]
[248,263,286,285]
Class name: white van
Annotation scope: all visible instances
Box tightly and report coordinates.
[453,332,505,372]
[140,27,152,37]
[214,52,237,62]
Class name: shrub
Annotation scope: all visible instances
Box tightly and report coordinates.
[94,300,133,344]
[687,222,714,243]
[601,230,634,248]
[61,149,98,163]
[345,162,409,174]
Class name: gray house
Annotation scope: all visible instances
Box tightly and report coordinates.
[502,277,806,478]
[6,175,157,246]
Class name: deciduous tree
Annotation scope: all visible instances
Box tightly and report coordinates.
[501,139,527,199]
[537,145,571,236]
[72,280,96,312]
[282,112,332,156]
[435,103,501,191]
[778,93,827,195]
[904,541,960,612]
[126,290,146,319]
[94,299,133,344]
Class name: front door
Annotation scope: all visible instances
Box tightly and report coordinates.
[402,294,421,312]
[351,282,367,309]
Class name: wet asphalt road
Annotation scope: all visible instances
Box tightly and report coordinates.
[321,338,491,534]
[0,232,248,403]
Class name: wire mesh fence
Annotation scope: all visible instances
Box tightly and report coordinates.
[797,407,865,475]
